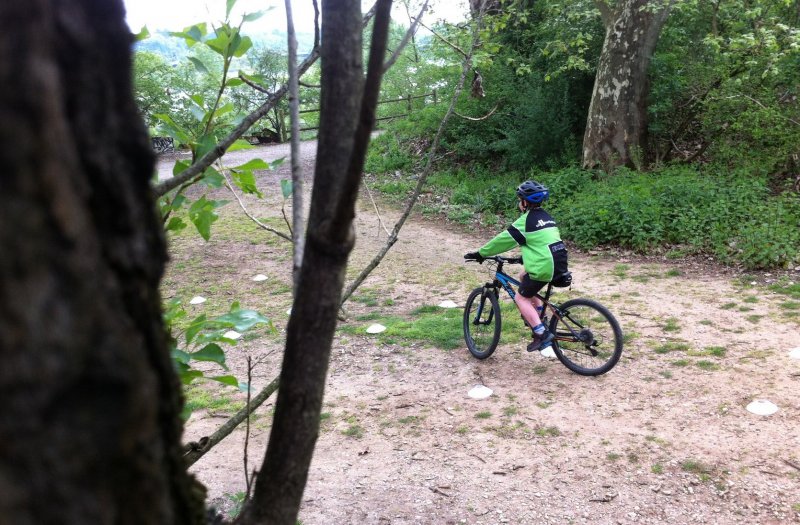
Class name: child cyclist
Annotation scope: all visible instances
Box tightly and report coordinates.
[465,180,569,352]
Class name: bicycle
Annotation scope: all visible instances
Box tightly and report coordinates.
[463,255,623,376]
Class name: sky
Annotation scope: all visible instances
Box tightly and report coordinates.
[123,0,468,35]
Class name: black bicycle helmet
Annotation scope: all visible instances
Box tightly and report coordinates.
[516,180,549,204]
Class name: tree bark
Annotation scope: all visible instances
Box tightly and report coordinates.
[582,0,674,170]
[235,0,393,523]
[0,1,202,523]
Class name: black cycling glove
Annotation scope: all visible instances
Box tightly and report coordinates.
[464,252,484,263]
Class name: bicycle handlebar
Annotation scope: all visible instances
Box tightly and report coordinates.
[465,255,523,265]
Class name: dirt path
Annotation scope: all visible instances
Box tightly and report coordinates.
[160,143,800,524]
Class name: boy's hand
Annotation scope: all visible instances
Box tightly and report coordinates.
[464,252,484,263]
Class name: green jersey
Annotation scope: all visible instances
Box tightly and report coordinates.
[478,208,568,282]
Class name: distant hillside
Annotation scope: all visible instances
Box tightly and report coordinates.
[136,29,316,64]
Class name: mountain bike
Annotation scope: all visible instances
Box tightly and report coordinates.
[463,256,623,376]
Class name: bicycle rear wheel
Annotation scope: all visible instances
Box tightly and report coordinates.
[463,287,502,359]
[549,298,622,376]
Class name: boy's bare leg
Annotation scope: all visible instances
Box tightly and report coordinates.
[515,294,541,329]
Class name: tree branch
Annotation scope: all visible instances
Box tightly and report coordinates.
[222,171,293,242]
[286,0,305,294]
[454,103,498,121]
[416,19,469,58]
[382,0,429,73]
[183,375,280,466]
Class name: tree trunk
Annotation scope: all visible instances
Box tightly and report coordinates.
[582,0,674,170]
[0,1,202,523]
[235,0,393,523]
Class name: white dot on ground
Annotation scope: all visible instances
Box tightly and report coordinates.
[223,330,242,340]
[540,346,556,358]
[252,274,268,282]
[468,385,493,399]
[189,296,206,305]
[746,399,778,416]
[438,300,459,308]
[790,348,800,360]
[366,323,386,334]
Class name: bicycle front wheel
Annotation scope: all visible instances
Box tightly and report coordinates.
[549,298,622,376]
[463,287,502,359]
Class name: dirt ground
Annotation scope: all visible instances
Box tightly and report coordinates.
[160,142,800,525]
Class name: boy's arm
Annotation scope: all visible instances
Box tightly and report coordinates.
[478,215,527,257]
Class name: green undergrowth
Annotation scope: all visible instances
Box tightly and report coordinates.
[366,133,800,270]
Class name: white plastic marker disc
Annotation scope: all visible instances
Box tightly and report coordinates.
[438,300,459,308]
[189,296,206,305]
[746,399,778,416]
[790,348,800,360]
[366,323,386,334]
[540,346,556,358]
[252,274,268,282]
[286,308,292,315]
[223,330,242,340]
[468,385,493,399]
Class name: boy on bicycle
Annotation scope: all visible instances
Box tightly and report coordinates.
[465,181,569,352]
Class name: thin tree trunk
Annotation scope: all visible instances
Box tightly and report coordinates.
[285,0,305,294]
[0,0,201,523]
[582,0,674,170]
[235,0,393,523]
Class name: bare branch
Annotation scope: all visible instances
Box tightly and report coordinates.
[222,171,293,242]
[383,0,429,73]
[416,19,469,58]
[362,178,392,236]
[299,80,321,88]
[454,103,498,121]
[239,72,272,95]
[183,375,280,466]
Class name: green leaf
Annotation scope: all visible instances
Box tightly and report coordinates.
[155,114,191,145]
[280,179,293,199]
[206,34,230,56]
[185,314,208,345]
[230,170,262,197]
[166,216,188,232]
[271,157,286,169]
[188,57,209,74]
[196,134,217,160]
[201,167,225,188]
[226,0,238,18]
[134,26,150,42]
[173,159,191,177]
[232,35,253,58]
[171,348,191,365]
[191,343,227,367]
[177,366,204,385]
[243,10,267,22]
[210,375,239,387]
[227,139,254,152]
[190,207,218,241]
[214,309,269,332]
[233,158,271,171]
[225,78,244,88]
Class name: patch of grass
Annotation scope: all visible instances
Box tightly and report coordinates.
[769,280,800,299]
[503,406,519,417]
[535,401,553,409]
[698,319,714,326]
[704,346,727,357]
[320,412,332,421]
[720,302,737,310]
[662,317,681,332]
[671,359,690,367]
[659,370,673,379]
[475,411,492,419]
[779,301,800,310]
[456,425,469,435]
[611,264,630,278]
[184,385,244,415]
[738,306,754,312]
[535,425,561,437]
[223,491,247,519]
[695,360,720,371]
[653,341,690,354]
[342,424,364,438]
[398,415,423,425]
[743,296,759,303]
[681,459,712,480]
[745,314,763,324]
[651,463,664,474]
[606,452,621,461]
